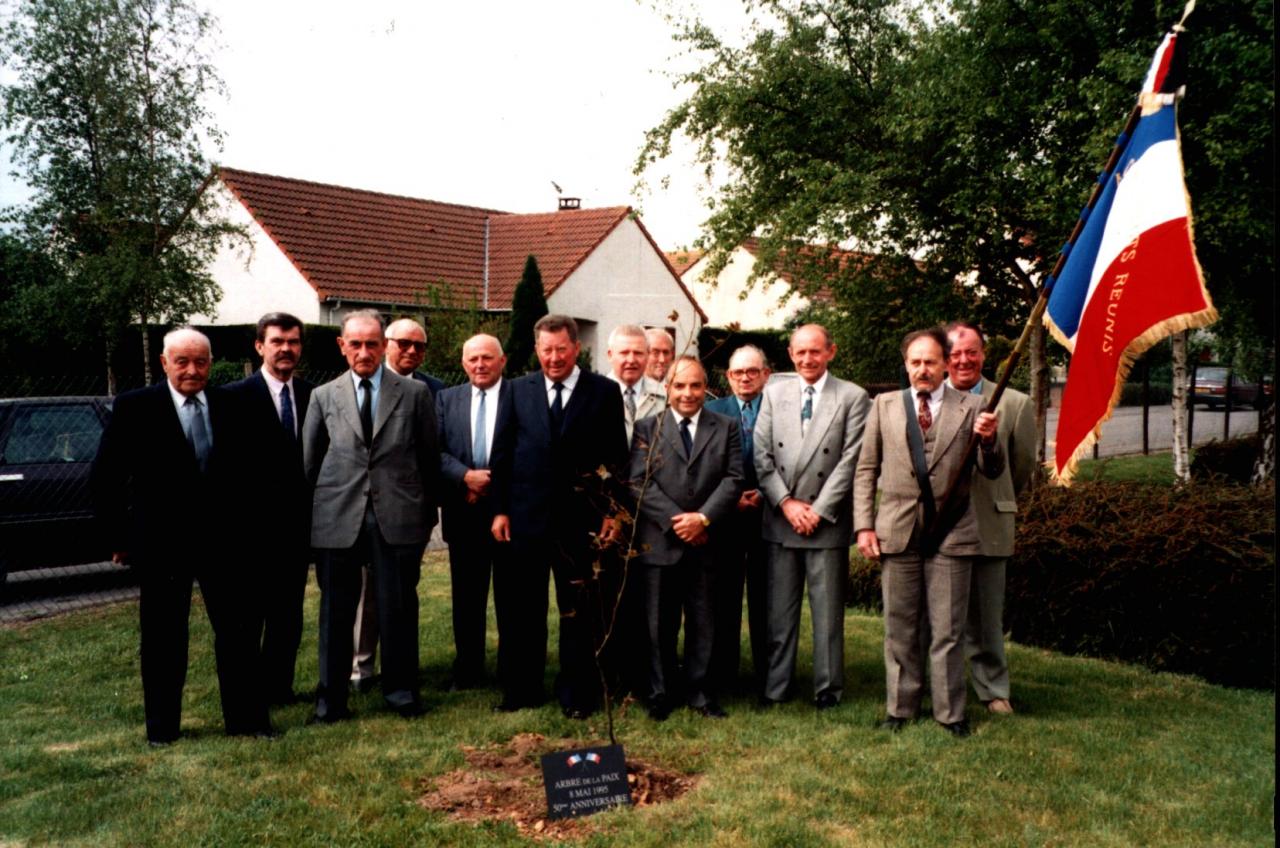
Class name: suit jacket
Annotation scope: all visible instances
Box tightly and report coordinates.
[629,409,744,566]
[607,373,667,444]
[411,370,446,397]
[706,394,761,490]
[853,386,1004,557]
[303,368,439,549]
[490,369,629,540]
[754,374,871,549]
[90,382,232,564]
[221,371,314,551]
[969,381,1036,557]
[436,379,512,542]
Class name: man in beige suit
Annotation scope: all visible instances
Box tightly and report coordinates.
[854,327,1002,738]
[755,324,870,709]
[946,321,1036,715]
[606,324,667,443]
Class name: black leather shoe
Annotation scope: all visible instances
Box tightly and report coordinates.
[939,720,971,738]
[307,709,351,726]
[814,692,839,711]
[693,702,728,719]
[254,727,282,740]
[393,701,425,719]
[350,677,379,694]
[147,737,176,748]
[878,716,909,732]
[757,696,784,710]
[562,706,594,720]
[648,697,673,721]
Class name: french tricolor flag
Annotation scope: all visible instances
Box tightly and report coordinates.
[1045,14,1217,484]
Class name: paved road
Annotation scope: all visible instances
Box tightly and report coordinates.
[1046,403,1261,459]
[1,561,139,624]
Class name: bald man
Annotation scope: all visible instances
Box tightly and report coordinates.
[92,328,267,743]
[436,334,511,688]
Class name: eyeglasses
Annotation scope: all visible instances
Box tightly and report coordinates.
[729,368,763,379]
[389,338,427,352]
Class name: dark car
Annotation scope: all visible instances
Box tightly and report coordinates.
[1191,366,1265,410]
[0,396,113,592]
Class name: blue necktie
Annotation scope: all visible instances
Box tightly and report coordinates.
[801,385,814,434]
[185,396,210,472]
[473,389,488,467]
[280,383,295,439]
[549,382,565,435]
[740,398,756,463]
[680,416,693,456]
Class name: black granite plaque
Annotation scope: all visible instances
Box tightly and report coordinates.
[540,743,632,819]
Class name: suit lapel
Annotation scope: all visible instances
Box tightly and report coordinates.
[688,412,715,465]
[929,389,964,470]
[657,412,687,462]
[337,374,365,440]
[374,372,403,440]
[560,374,589,433]
[453,387,474,465]
[796,382,838,470]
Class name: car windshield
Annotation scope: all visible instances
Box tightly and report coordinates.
[1197,367,1229,382]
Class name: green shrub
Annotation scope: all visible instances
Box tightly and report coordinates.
[1118,381,1172,406]
[1007,479,1274,689]
[1191,435,1261,485]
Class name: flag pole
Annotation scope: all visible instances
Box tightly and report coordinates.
[923,101,1144,546]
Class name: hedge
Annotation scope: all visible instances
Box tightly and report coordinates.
[847,479,1275,690]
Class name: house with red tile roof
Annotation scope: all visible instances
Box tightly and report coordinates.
[196,168,705,372]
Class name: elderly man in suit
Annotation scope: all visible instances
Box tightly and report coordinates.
[350,316,445,692]
[854,327,1003,738]
[223,312,313,707]
[755,325,870,710]
[705,344,772,695]
[945,321,1036,715]
[490,314,629,718]
[91,327,266,744]
[606,324,667,443]
[304,309,439,722]
[630,356,743,719]
[436,334,510,689]
[645,328,676,384]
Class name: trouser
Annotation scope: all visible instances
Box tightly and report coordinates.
[350,566,379,682]
[965,556,1010,702]
[710,507,768,693]
[642,553,715,708]
[316,506,424,718]
[246,548,309,703]
[881,551,972,724]
[446,527,503,685]
[763,544,848,702]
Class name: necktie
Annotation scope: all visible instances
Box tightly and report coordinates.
[473,389,488,467]
[917,390,933,433]
[359,378,373,446]
[280,383,295,439]
[679,416,693,456]
[801,385,814,435]
[549,382,565,433]
[740,399,756,462]
[185,396,210,471]
[624,386,637,423]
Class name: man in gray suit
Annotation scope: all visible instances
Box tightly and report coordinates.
[304,309,439,722]
[946,321,1036,716]
[630,357,743,719]
[754,324,870,710]
[854,327,1002,738]
[606,324,667,443]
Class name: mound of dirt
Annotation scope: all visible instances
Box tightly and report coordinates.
[417,733,698,841]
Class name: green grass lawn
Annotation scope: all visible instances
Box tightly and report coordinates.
[1070,451,1182,485]
[1,556,1273,847]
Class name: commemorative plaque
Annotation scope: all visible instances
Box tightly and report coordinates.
[540,743,631,819]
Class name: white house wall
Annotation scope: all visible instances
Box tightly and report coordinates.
[190,184,322,327]
[685,246,807,330]
[548,218,703,374]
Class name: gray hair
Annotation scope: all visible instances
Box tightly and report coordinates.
[341,309,386,334]
[162,326,211,356]
[608,324,649,350]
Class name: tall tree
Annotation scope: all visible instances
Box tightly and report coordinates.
[1,0,243,390]
[638,0,1273,462]
[504,254,548,374]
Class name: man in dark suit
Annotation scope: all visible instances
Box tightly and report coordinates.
[91,327,267,744]
[490,314,629,718]
[436,333,510,689]
[222,312,313,706]
[350,316,445,692]
[704,344,772,695]
[630,356,743,719]
[303,310,439,722]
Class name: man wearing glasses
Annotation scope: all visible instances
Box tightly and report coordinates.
[350,317,445,694]
[704,345,772,696]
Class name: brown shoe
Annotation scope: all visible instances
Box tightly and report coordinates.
[986,698,1014,715]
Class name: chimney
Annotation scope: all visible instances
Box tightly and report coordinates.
[558,197,581,211]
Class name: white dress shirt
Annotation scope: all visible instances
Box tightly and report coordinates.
[261,368,298,435]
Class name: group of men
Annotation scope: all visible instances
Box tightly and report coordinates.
[91,306,1033,745]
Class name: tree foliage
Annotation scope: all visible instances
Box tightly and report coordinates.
[1,0,243,385]
[504,254,548,373]
[638,0,1273,386]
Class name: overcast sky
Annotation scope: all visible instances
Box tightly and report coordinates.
[3,0,755,250]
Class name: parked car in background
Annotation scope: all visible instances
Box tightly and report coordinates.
[1191,366,1265,410]
[0,397,113,594]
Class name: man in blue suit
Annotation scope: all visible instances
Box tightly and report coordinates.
[350,316,446,692]
[436,334,510,690]
[490,314,629,718]
[222,312,314,707]
[704,344,772,695]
